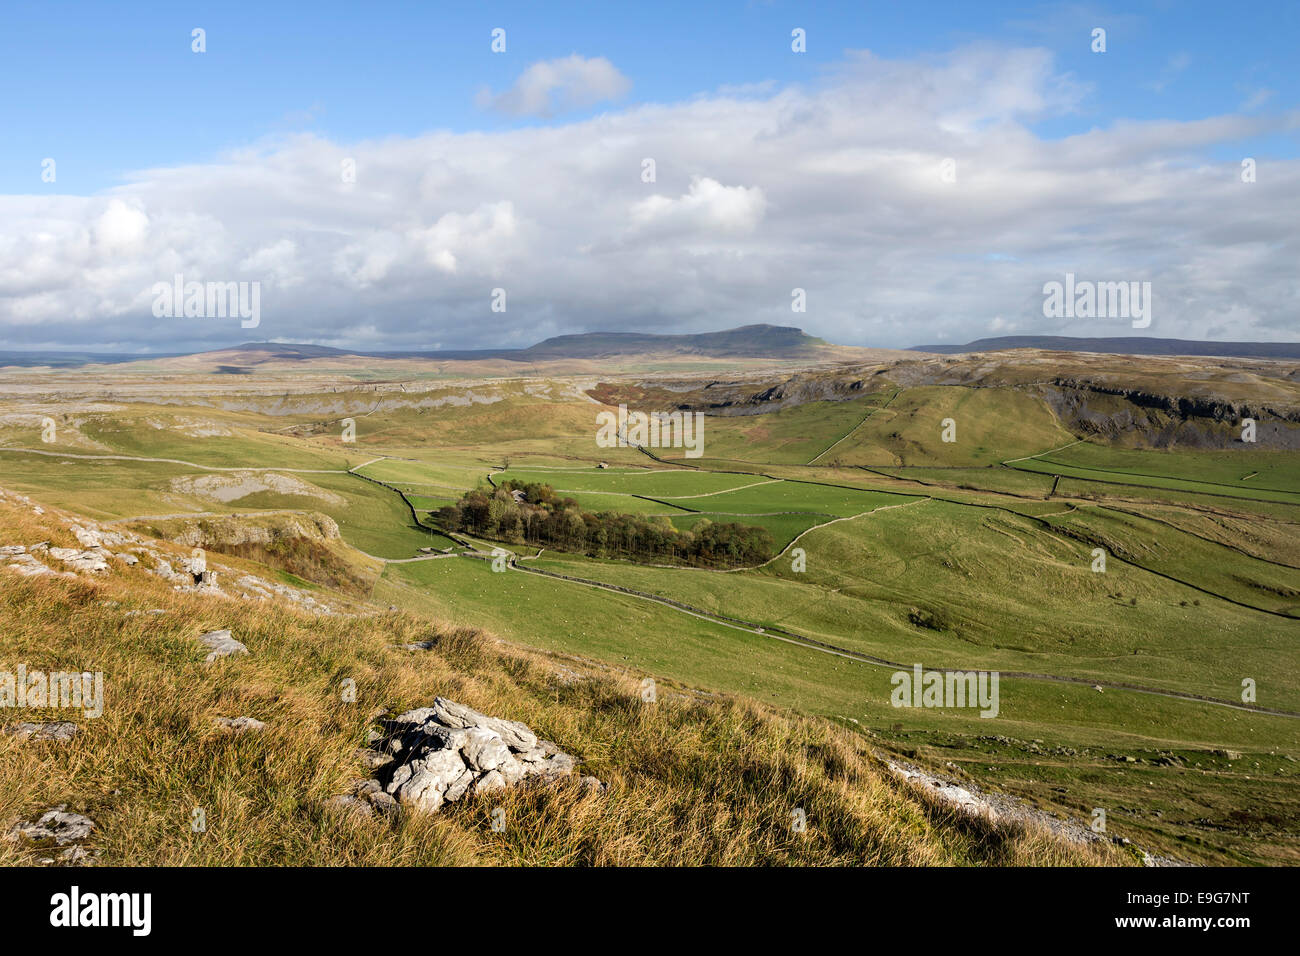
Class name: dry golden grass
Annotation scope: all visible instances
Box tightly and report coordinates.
[0,498,1123,866]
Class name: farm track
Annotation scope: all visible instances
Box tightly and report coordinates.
[491,553,1300,720]
[1003,439,1086,464]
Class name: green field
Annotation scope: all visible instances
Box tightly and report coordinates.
[496,466,758,497]
[1044,442,1300,494]
[1002,439,1300,506]
[653,479,913,516]
[523,502,1300,706]
[380,556,1294,742]
[351,455,493,491]
[668,511,826,550]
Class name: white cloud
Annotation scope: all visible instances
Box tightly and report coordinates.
[93,199,149,251]
[631,177,767,235]
[1,44,1297,352]
[478,55,631,117]
[240,239,299,286]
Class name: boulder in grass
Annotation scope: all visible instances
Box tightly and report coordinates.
[47,548,110,574]
[4,722,77,742]
[215,716,266,733]
[197,629,247,662]
[366,698,594,815]
[6,806,95,846]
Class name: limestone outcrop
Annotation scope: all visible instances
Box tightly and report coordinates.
[355,698,594,814]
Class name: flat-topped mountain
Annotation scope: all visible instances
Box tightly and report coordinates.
[509,324,826,359]
[222,323,827,361]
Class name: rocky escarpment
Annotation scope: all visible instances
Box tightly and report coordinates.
[1038,381,1300,449]
[590,353,1300,457]
[587,368,890,417]
[143,512,342,549]
[130,511,370,597]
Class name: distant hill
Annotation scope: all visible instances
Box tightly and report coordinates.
[0,350,187,369]
[357,324,826,361]
[512,324,826,359]
[225,343,355,360]
[0,325,832,369]
[909,336,1300,360]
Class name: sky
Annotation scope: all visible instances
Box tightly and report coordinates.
[1,0,1297,353]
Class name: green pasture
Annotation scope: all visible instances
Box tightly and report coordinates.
[1012,456,1300,505]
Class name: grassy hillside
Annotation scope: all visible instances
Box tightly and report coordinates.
[812,386,1076,468]
[0,499,1113,867]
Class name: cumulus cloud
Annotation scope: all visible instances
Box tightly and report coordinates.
[631,178,767,235]
[1,44,1297,352]
[93,199,149,251]
[478,55,631,117]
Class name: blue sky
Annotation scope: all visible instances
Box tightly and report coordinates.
[0,0,1296,351]
[4,1,1294,193]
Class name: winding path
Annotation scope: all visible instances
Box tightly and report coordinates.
[492,553,1300,720]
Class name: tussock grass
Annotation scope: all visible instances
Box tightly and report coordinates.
[0,499,1120,865]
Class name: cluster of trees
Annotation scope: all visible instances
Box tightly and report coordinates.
[433,480,774,569]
